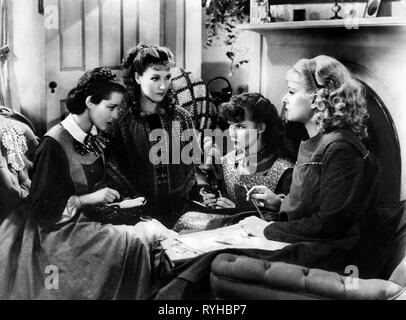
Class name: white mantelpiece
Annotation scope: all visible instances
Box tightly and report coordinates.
[238,17,406,31]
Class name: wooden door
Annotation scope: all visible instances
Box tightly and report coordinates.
[44,0,201,130]
[44,0,139,129]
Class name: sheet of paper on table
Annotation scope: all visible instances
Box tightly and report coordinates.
[161,224,290,263]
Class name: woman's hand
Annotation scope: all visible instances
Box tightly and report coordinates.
[140,218,178,243]
[118,197,145,209]
[246,185,283,211]
[214,197,236,209]
[239,216,273,239]
[17,169,31,190]
[200,187,235,209]
[79,187,120,207]
[200,187,217,208]
[0,166,29,203]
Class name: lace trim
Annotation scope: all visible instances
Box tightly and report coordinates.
[1,121,28,171]
[295,161,322,167]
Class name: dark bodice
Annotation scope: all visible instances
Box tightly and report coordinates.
[45,124,105,195]
[81,157,104,192]
[265,129,380,243]
[30,125,106,228]
[221,150,294,207]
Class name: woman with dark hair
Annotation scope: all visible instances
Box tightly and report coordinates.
[173,93,294,231]
[215,93,293,206]
[1,67,176,300]
[106,44,197,228]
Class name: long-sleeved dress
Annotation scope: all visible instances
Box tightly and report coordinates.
[105,98,197,228]
[1,115,164,299]
[154,129,396,299]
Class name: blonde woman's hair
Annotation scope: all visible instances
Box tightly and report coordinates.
[289,55,368,139]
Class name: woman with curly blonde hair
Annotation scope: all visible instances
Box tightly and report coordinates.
[238,55,388,277]
[292,55,368,140]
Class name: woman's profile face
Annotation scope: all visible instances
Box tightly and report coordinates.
[282,71,314,124]
[89,91,123,131]
[135,65,171,103]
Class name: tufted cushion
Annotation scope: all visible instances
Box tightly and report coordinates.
[211,253,404,300]
[389,257,406,287]
[380,201,406,278]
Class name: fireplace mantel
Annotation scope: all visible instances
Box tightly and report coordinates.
[238,17,406,32]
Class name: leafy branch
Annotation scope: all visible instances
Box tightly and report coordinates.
[202,0,250,72]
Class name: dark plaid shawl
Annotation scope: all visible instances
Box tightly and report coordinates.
[105,94,197,203]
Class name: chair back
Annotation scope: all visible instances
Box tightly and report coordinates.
[0,106,37,136]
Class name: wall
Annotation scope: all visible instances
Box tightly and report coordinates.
[201,10,250,96]
[8,0,45,134]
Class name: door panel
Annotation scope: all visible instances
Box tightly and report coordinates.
[122,0,139,56]
[60,0,85,71]
[45,0,139,129]
[99,0,122,68]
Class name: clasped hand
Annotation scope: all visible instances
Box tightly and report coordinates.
[200,187,236,209]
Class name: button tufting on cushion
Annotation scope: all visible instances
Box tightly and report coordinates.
[211,252,405,300]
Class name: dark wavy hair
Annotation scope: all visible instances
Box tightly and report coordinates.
[66,67,126,115]
[220,93,295,161]
[121,43,176,115]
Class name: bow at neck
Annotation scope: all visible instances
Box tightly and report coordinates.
[74,133,109,157]
[61,114,108,157]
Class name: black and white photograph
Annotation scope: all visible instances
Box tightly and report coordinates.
[0,0,406,307]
